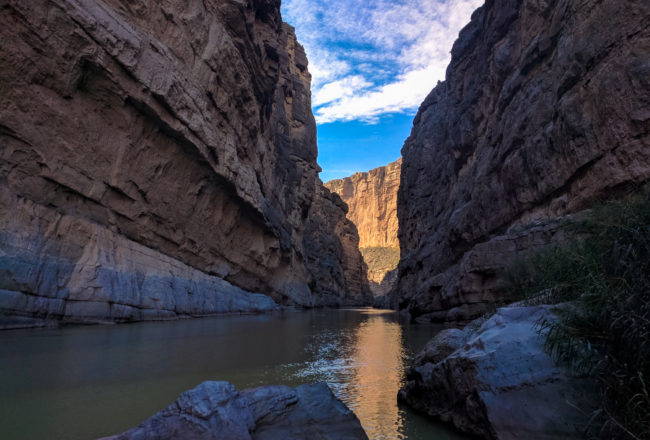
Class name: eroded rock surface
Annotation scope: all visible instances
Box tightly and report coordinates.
[325,158,401,249]
[100,381,369,440]
[0,0,370,327]
[395,0,650,321]
[326,159,401,296]
[304,185,373,306]
[399,306,594,439]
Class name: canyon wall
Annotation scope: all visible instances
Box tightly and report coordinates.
[325,158,401,249]
[326,159,401,296]
[0,0,369,327]
[395,0,650,322]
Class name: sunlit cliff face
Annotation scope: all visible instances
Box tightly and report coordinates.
[346,310,407,439]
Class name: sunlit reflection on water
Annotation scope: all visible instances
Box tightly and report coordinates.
[348,314,406,439]
[0,308,467,440]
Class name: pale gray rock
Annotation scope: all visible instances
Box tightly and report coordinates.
[399,305,594,439]
[100,381,369,440]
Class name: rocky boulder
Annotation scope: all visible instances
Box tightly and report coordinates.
[100,381,369,440]
[399,305,594,439]
[395,0,650,321]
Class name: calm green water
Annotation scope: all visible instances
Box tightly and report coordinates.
[0,308,467,440]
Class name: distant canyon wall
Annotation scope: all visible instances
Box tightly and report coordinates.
[0,0,370,327]
[326,159,401,296]
[326,159,401,249]
[395,0,650,322]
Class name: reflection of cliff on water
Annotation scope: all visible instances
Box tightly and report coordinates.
[347,310,406,439]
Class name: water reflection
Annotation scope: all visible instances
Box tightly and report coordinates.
[0,309,467,440]
[348,311,406,439]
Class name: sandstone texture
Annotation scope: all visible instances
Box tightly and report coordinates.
[325,158,401,249]
[399,305,594,439]
[326,159,401,296]
[0,0,370,327]
[100,381,369,440]
[395,0,650,322]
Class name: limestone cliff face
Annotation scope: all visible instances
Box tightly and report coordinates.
[304,185,373,306]
[325,159,401,297]
[0,0,369,327]
[395,0,650,322]
[326,159,401,249]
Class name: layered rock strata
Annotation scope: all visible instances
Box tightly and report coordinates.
[399,305,594,439]
[0,0,369,327]
[101,381,369,440]
[326,159,401,296]
[325,158,401,249]
[395,0,650,322]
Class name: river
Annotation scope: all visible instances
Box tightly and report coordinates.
[0,308,468,440]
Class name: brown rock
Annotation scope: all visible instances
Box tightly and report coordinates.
[303,185,373,306]
[326,159,401,296]
[0,0,369,326]
[395,0,650,322]
[326,158,401,249]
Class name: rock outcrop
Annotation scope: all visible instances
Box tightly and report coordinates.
[304,185,373,306]
[101,381,369,440]
[399,305,594,439]
[325,158,401,249]
[0,0,370,327]
[395,0,650,322]
[326,159,401,296]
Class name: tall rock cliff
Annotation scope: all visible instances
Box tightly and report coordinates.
[395,0,650,322]
[325,158,401,249]
[0,0,369,327]
[326,159,401,296]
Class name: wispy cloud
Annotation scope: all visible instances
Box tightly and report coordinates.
[282,0,483,124]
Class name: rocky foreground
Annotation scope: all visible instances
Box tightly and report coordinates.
[0,0,370,328]
[394,0,650,322]
[399,305,595,439]
[100,381,368,440]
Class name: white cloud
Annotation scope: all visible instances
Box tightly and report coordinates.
[282,0,483,124]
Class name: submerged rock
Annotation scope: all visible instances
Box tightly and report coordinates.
[100,381,369,440]
[399,305,594,439]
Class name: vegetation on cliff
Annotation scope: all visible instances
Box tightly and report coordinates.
[506,188,650,439]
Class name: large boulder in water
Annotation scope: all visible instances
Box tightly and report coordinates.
[399,305,595,439]
[100,381,368,440]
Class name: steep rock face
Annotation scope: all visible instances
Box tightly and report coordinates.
[326,158,401,249]
[101,381,369,440]
[303,185,373,306]
[396,0,650,321]
[399,306,594,439]
[326,159,401,296]
[0,0,368,326]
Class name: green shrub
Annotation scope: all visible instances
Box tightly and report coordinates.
[505,188,650,440]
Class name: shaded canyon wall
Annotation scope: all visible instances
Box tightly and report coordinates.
[0,0,370,327]
[395,0,650,322]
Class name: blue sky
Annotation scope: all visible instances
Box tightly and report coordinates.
[281,0,483,182]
